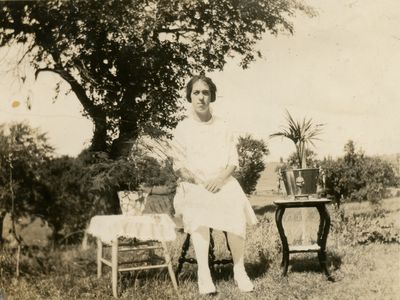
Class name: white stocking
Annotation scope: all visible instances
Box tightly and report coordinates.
[227,232,254,292]
[191,226,216,294]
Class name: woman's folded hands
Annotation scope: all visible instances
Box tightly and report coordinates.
[203,177,225,193]
[177,166,236,194]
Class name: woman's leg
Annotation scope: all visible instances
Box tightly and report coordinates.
[191,226,216,294]
[227,232,254,292]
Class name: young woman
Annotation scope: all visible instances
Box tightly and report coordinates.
[172,75,258,294]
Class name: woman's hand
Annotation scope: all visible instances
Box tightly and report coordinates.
[203,177,225,193]
[203,165,236,193]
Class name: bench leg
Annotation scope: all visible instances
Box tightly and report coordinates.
[111,238,118,298]
[97,238,102,278]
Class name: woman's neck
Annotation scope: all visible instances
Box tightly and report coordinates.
[192,109,212,123]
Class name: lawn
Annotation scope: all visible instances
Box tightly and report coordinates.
[1,197,399,299]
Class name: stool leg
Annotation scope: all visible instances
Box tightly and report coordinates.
[111,238,118,298]
[208,229,216,278]
[97,238,103,278]
[176,233,191,281]
[161,241,178,291]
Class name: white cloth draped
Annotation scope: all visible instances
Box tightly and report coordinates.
[87,214,177,243]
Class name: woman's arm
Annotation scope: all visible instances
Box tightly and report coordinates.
[176,167,203,185]
[203,165,236,193]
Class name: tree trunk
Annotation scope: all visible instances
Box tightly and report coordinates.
[0,211,6,246]
[89,112,108,153]
[110,89,141,159]
[110,129,139,159]
[110,110,140,159]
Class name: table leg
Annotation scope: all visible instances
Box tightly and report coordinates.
[317,205,334,281]
[97,238,102,278]
[161,241,179,292]
[275,207,289,276]
[111,238,119,298]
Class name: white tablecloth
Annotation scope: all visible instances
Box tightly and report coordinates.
[87,214,177,243]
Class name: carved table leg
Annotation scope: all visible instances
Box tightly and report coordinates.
[275,206,289,276]
[317,205,334,281]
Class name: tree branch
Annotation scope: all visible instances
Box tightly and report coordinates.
[17,43,36,65]
[34,67,103,118]
[158,27,198,34]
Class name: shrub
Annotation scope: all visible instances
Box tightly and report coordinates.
[320,140,398,204]
[234,134,269,195]
[0,123,54,246]
[330,205,400,245]
[42,149,176,242]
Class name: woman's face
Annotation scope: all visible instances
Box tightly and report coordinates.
[190,80,211,115]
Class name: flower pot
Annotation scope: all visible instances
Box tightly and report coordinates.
[117,190,149,216]
[281,168,319,197]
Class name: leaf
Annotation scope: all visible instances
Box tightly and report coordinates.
[270,110,324,167]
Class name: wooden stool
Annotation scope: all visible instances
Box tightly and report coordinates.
[97,237,178,298]
[175,229,233,282]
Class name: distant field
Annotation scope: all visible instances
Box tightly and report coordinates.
[255,161,280,193]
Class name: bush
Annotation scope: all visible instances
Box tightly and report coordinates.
[0,123,54,247]
[42,149,177,242]
[320,140,398,204]
[234,135,269,195]
[331,205,400,245]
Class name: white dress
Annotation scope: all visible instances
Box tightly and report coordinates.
[171,113,258,238]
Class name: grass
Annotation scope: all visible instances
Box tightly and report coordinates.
[1,197,399,299]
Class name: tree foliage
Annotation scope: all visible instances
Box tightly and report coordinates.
[0,0,312,158]
[0,123,54,217]
[234,134,269,194]
[320,140,398,205]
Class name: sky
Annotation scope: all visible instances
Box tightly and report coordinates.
[1,0,399,161]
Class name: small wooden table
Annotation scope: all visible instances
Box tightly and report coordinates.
[273,198,334,281]
[87,214,178,297]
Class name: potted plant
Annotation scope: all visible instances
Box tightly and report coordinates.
[270,110,324,198]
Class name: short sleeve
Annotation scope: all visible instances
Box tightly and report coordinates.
[170,123,187,172]
[226,128,239,168]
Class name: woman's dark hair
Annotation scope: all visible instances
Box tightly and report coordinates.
[186,75,217,103]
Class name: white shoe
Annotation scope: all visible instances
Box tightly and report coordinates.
[234,267,254,292]
[198,270,216,295]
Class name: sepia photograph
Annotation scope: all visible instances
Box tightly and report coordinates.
[0,0,399,299]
